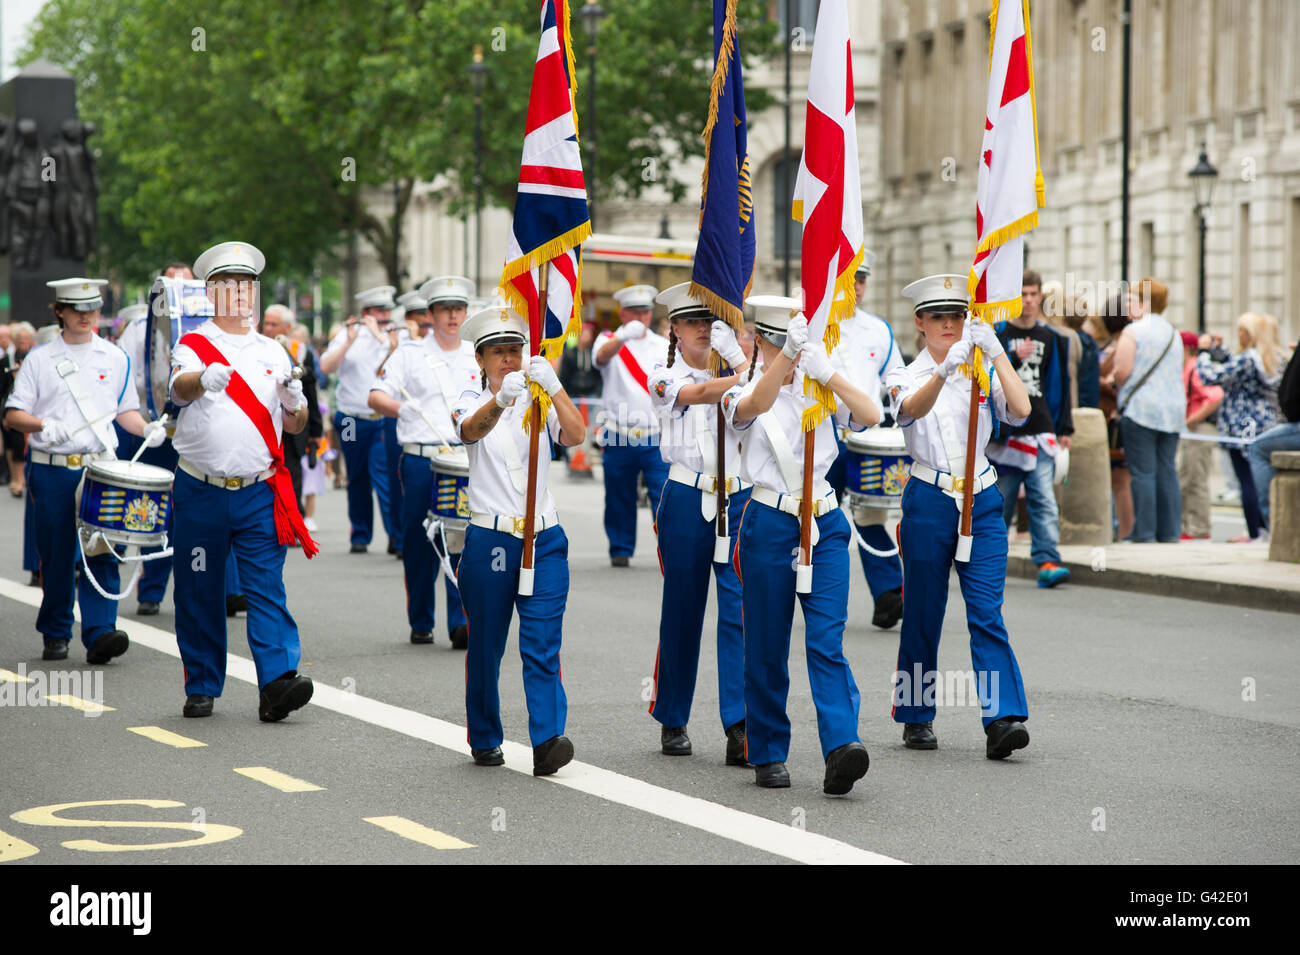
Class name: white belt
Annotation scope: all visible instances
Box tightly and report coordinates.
[602,422,659,440]
[469,510,561,538]
[402,442,462,459]
[178,458,275,490]
[667,463,747,496]
[909,461,997,497]
[341,411,382,421]
[30,450,109,468]
[750,485,838,519]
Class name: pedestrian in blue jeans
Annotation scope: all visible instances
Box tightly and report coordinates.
[1246,347,1300,525]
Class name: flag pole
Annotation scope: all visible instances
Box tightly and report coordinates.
[519,267,547,597]
[797,427,814,593]
[956,346,980,563]
[714,393,730,563]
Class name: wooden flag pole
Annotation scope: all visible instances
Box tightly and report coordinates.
[519,267,547,596]
[956,352,981,563]
[714,395,730,563]
[797,429,815,593]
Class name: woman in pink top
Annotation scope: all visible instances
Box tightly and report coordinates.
[1177,331,1223,539]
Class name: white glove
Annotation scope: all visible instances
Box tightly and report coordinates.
[142,420,167,448]
[276,377,304,411]
[495,370,528,409]
[200,363,233,393]
[966,320,1004,359]
[398,397,424,422]
[799,343,835,386]
[615,320,647,342]
[710,322,746,366]
[39,418,68,446]
[528,355,562,397]
[781,313,809,359]
[938,339,973,378]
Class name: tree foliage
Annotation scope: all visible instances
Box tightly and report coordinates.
[22,0,777,287]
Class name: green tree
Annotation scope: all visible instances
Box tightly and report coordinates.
[22,0,777,288]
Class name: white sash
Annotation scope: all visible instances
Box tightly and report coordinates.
[758,409,820,546]
[55,357,117,458]
[423,352,457,415]
[691,404,719,522]
[491,407,529,501]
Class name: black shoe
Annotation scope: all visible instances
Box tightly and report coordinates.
[137,602,160,616]
[725,720,749,766]
[28,571,41,587]
[86,630,129,665]
[449,625,468,650]
[755,762,791,788]
[183,694,214,718]
[985,718,1030,760]
[610,555,629,567]
[225,594,247,617]
[902,721,938,750]
[410,629,433,645]
[42,638,69,661]
[872,588,903,629]
[532,735,574,776]
[660,725,691,756]
[472,746,504,767]
[387,540,397,555]
[395,551,403,560]
[350,543,367,554]
[258,674,314,723]
[823,741,870,795]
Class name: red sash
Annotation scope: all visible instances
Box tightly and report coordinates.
[617,343,650,394]
[179,332,319,558]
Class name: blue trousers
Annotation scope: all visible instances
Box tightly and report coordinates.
[736,500,861,765]
[334,412,396,547]
[171,470,301,696]
[384,417,404,552]
[398,453,465,633]
[1248,422,1300,525]
[225,551,241,597]
[115,424,179,603]
[826,441,903,600]
[458,524,569,749]
[1120,417,1181,543]
[601,438,668,558]
[649,482,748,731]
[995,450,1061,565]
[23,479,39,572]
[894,479,1028,728]
[27,461,120,649]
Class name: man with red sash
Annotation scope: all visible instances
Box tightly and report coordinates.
[593,284,670,567]
[168,241,317,722]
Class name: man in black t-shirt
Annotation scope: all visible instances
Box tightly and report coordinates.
[1246,347,1300,526]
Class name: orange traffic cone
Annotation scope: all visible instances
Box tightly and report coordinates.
[568,398,595,479]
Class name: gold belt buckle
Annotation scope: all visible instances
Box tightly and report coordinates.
[511,516,527,536]
[66,454,82,467]
[951,477,966,493]
[706,475,718,495]
[224,477,243,490]
[629,427,643,439]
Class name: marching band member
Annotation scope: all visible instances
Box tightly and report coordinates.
[884,275,1032,757]
[827,254,907,628]
[722,298,879,793]
[168,241,316,721]
[644,283,751,764]
[319,285,401,554]
[3,279,165,663]
[593,284,670,567]
[369,277,480,648]
[450,304,585,775]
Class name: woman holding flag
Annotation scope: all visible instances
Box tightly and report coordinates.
[721,297,879,794]
[644,282,751,766]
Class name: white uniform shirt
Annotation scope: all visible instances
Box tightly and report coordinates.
[116,317,151,415]
[721,376,857,498]
[647,360,741,472]
[372,337,479,445]
[595,331,669,433]
[451,390,562,518]
[169,320,292,477]
[832,309,904,413]
[323,327,390,417]
[6,333,137,455]
[884,349,1027,474]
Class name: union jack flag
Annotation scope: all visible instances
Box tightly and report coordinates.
[500,0,591,366]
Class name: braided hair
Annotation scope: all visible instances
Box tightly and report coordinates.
[747,336,760,382]
[666,329,678,368]
[480,368,488,390]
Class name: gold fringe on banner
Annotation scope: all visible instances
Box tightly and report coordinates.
[801,379,837,432]
[523,381,552,436]
[562,0,581,142]
[688,282,745,333]
[697,0,740,210]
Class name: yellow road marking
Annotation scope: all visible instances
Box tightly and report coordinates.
[46,694,113,714]
[0,668,33,684]
[0,827,39,862]
[364,816,475,850]
[233,767,324,792]
[127,726,207,749]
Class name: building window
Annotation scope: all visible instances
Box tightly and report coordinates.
[776,0,819,38]
[772,154,802,260]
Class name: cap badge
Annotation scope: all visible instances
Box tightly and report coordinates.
[943,278,953,289]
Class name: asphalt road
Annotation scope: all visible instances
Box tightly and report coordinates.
[1,464,1296,865]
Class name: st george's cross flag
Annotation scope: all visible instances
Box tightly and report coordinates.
[965,0,1045,392]
[500,0,592,426]
[790,0,864,431]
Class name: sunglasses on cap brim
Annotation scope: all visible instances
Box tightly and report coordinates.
[755,326,787,348]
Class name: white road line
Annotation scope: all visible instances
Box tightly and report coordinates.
[0,577,904,866]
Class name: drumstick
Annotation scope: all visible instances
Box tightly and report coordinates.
[129,413,169,465]
[397,385,455,449]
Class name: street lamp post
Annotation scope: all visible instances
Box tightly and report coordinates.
[469,45,491,292]
[1187,143,1219,335]
[579,0,606,231]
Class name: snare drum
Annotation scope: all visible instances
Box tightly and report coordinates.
[428,446,471,554]
[76,460,174,551]
[844,427,912,511]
